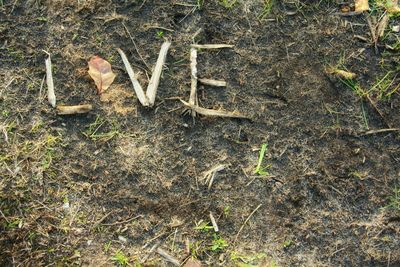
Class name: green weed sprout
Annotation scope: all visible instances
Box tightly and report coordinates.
[254,143,270,175]
[111,250,129,266]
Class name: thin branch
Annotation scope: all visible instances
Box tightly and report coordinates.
[122,22,151,71]
[234,204,262,242]
[45,55,56,107]
[146,41,171,106]
[180,99,249,119]
[156,248,180,266]
[361,128,400,136]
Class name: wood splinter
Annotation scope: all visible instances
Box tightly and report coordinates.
[57,104,92,115]
[199,78,226,87]
[156,248,180,266]
[45,54,56,108]
[209,212,219,232]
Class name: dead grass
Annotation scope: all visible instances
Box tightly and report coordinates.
[1,1,400,266]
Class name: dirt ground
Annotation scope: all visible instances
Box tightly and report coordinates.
[1,0,400,266]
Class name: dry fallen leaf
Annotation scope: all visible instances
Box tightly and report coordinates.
[183,259,202,267]
[355,0,369,12]
[88,56,116,94]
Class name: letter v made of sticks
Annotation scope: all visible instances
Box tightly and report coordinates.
[117,41,171,107]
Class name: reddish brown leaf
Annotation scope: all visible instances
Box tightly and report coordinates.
[88,56,116,94]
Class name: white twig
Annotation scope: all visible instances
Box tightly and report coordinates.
[156,248,180,266]
[191,44,234,49]
[146,41,171,106]
[189,48,198,117]
[45,55,56,107]
[209,212,219,232]
[117,48,149,106]
[199,78,226,87]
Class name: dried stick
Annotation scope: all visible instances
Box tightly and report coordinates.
[234,204,262,242]
[191,44,234,49]
[45,55,56,107]
[209,212,219,232]
[57,104,92,115]
[361,128,400,136]
[117,48,149,106]
[189,48,198,117]
[156,248,180,266]
[199,78,226,87]
[366,95,393,128]
[146,41,171,106]
[180,99,249,119]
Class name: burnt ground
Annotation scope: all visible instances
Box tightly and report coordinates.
[1,0,400,266]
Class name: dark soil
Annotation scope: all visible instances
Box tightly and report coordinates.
[1,0,399,266]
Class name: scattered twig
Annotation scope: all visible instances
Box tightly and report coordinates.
[353,35,369,42]
[0,209,10,224]
[203,164,226,190]
[156,248,180,266]
[56,104,92,115]
[209,212,219,232]
[117,48,150,106]
[234,204,262,242]
[198,78,226,87]
[366,95,393,128]
[180,99,249,119]
[142,242,159,263]
[91,211,113,229]
[361,128,400,136]
[102,215,142,226]
[45,54,56,107]
[334,11,363,17]
[122,22,151,71]
[190,44,234,49]
[146,41,171,106]
[38,74,45,101]
[189,47,198,117]
[144,25,174,32]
